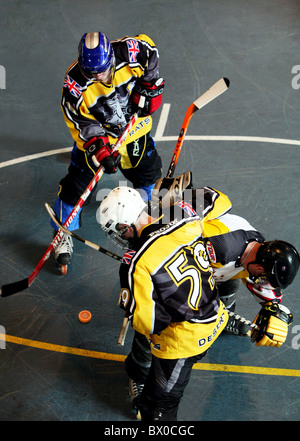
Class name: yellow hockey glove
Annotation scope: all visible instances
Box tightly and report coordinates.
[251,302,293,348]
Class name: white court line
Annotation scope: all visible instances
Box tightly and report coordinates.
[154,103,171,139]
[0,147,72,169]
[1,104,300,169]
[154,135,300,145]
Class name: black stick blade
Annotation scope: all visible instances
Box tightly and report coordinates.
[1,278,29,297]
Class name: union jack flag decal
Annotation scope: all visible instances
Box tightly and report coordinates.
[122,249,136,265]
[127,40,140,63]
[64,75,82,98]
[176,201,196,217]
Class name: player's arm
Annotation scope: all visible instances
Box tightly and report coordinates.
[61,76,106,146]
[243,278,283,303]
[131,273,171,337]
[61,86,120,173]
[130,35,165,116]
[251,302,293,348]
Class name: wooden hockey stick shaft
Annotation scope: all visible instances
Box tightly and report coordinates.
[227,310,258,338]
[117,82,232,344]
[117,316,130,346]
[45,203,123,262]
[227,310,257,330]
[1,109,141,297]
[167,77,230,178]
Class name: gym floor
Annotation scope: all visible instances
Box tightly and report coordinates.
[0,0,299,424]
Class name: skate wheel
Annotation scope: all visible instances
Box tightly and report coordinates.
[78,310,92,323]
[60,264,68,275]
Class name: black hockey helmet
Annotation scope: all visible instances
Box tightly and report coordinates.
[255,240,300,289]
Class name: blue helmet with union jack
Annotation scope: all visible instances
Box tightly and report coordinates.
[78,32,115,80]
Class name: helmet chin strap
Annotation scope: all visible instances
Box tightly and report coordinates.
[127,224,138,247]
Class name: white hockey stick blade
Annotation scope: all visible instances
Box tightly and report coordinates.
[193,77,230,110]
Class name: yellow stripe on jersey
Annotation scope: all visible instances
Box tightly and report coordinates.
[118,116,153,169]
[202,217,231,237]
[134,34,157,48]
[203,188,232,221]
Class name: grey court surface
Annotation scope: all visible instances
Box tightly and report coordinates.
[0,0,299,423]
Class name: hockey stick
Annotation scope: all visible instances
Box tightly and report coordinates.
[46,204,259,338]
[117,310,257,347]
[45,203,123,262]
[45,205,131,345]
[167,77,230,178]
[227,310,258,336]
[0,108,141,297]
[117,315,130,346]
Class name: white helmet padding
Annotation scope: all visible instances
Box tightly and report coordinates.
[99,187,147,247]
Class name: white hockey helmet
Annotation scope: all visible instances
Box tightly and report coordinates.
[99,187,147,248]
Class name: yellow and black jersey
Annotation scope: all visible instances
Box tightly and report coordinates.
[202,213,283,303]
[119,204,228,359]
[61,34,159,168]
[202,213,265,282]
[183,186,232,221]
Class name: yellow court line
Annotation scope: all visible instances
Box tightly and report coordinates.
[1,334,300,377]
[1,334,126,363]
[192,362,300,377]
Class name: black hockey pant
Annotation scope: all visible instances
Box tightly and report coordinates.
[125,280,240,383]
[125,332,206,421]
[139,351,207,421]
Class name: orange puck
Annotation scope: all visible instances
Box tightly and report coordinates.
[78,310,92,323]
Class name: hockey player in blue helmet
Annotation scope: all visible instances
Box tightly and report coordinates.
[51,32,164,272]
[78,32,116,83]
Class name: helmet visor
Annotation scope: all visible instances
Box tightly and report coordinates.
[79,53,115,82]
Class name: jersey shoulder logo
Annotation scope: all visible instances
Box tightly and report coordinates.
[122,249,136,265]
[63,75,82,98]
[126,39,140,62]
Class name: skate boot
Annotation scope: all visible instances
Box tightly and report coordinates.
[129,379,144,420]
[53,231,73,275]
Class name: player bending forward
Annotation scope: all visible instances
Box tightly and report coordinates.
[151,174,299,339]
[99,186,229,421]
[99,178,299,419]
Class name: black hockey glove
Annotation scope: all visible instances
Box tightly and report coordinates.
[131,77,165,116]
[84,136,120,173]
